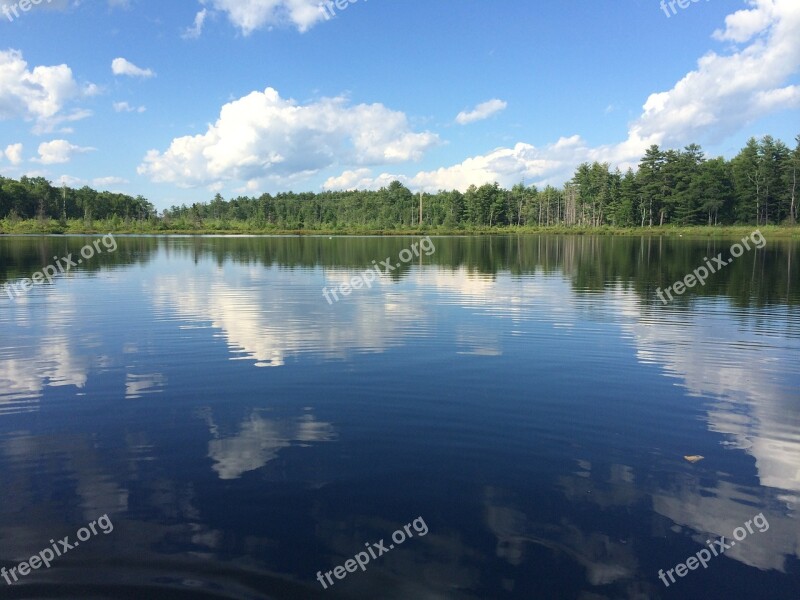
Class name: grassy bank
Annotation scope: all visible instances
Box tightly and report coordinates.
[1,219,799,239]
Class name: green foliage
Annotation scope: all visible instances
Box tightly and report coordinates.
[0,176,157,223]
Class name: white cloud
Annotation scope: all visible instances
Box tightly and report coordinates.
[713,0,775,43]
[4,143,23,165]
[183,8,208,39]
[111,57,155,78]
[31,108,94,135]
[113,101,146,113]
[630,0,800,148]
[0,49,94,134]
[36,139,95,165]
[323,168,403,191]
[56,174,86,187]
[200,0,326,34]
[323,136,591,192]
[92,176,129,188]
[456,99,508,125]
[410,139,580,191]
[138,87,438,188]
[329,0,800,192]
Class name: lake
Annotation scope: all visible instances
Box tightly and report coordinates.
[0,234,798,599]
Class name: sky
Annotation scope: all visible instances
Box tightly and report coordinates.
[0,0,798,210]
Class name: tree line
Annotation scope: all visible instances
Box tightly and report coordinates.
[0,176,156,224]
[1,134,797,230]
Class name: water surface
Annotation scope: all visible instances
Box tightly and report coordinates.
[1,234,798,599]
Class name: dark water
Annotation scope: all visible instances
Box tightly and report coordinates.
[0,234,798,600]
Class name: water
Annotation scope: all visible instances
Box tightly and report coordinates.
[0,234,798,599]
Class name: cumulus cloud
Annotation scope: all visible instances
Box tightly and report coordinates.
[113,101,146,113]
[631,0,800,148]
[4,143,23,166]
[322,168,405,191]
[183,8,208,39]
[456,99,508,125]
[0,49,95,134]
[111,57,155,78]
[35,139,95,165]
[329,0,800,192]
[32,108,94,135]
[323,138,586,192]
[138,87,438,188]
[412,137,583,190]
[199,0,326,34]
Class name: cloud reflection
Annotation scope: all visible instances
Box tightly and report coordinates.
[202,409,335,480]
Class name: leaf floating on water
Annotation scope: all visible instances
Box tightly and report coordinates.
[684,455,704,464]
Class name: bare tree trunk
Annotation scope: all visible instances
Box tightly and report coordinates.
[749,172,762,226]
[640,196,646,227]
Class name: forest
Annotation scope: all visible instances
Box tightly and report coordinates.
[1,135,797,232]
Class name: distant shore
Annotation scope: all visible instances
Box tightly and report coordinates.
[2,220,799,239]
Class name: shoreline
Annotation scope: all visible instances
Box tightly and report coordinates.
[1,222,799,239]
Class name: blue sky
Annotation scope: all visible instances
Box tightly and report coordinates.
[0,0,798,210]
